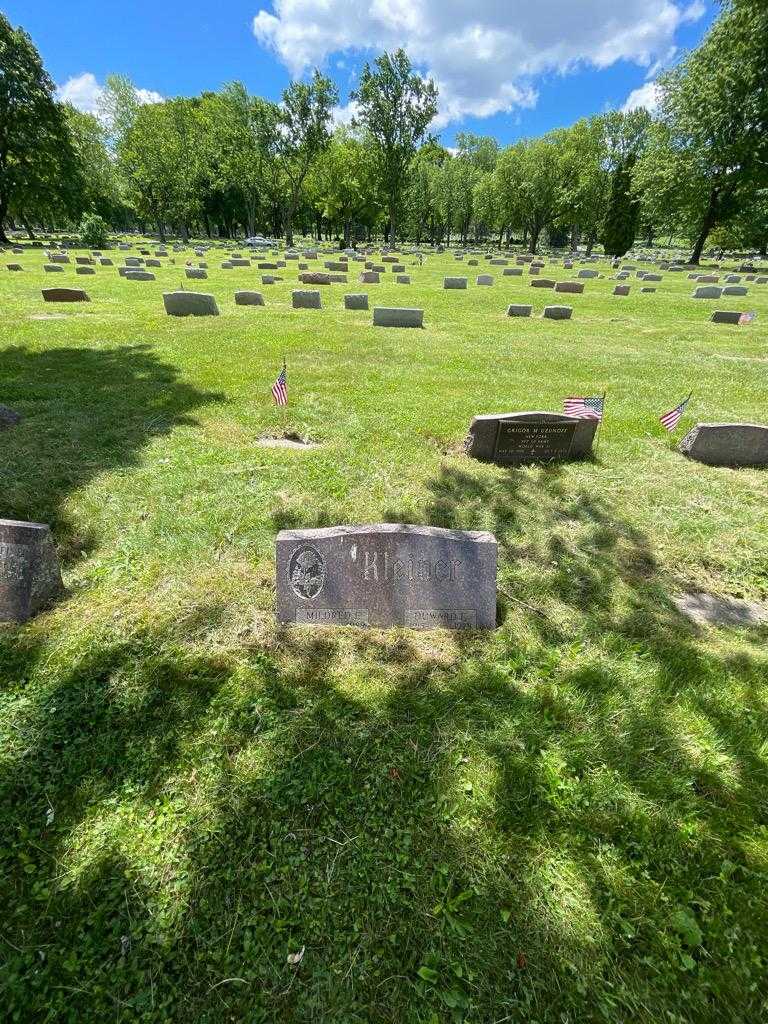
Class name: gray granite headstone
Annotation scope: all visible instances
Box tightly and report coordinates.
[543,305,573,320]
[275,524,497,629]
[0,519,63,623]
[693,286,722,298]
[42,288,90,302]
[162,291,219,316]
[292,290,322,309]
[679,422,768,467]
[373,307,423,327]
[555,281,584,294]
[0,405,22,429]
[710,310,742,324]
[344,293,369,310]
[465,411,597,465]
[530,278,555,288]
[444,277,468,289]
[234,290,265,305]
[185,268,208,279]
[506,304,532,317]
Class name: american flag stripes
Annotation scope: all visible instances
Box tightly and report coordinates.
[739,311,757,324]
[660,394,691,432]
[564,395,604,421]
[271,362,287,406]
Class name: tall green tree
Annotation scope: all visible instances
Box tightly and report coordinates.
[634,0,768,263]
[277,70,337,246]
[0,14,74,241]
[352,49,438,246]
[601,153,641,257]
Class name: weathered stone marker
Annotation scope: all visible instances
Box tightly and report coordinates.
[275,524,497,629]
[506,304,532,317]
[0,519,63,623]
[162,291,219,316]
[234,290,265,306]
[292,290,322,309]
[344,293,369,310]
[679,422,768,467]
[465,411,597,465]
[373,307,423,327]
[42,288,90,303]
[0,405,22,429]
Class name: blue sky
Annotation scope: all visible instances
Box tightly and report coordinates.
[4,0,717,147]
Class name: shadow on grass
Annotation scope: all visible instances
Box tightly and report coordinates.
[0,344,224,559]
[1,460,767,1022]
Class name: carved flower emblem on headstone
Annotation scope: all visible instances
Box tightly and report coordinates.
[288,546,326,600]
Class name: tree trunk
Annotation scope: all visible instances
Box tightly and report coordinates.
[389,199,397,248]
[20,214,36,240]
[0,194,10,244]
[529,224,540,255]
[203,213,211,238]
[585,231,596,257]
[688,185,720,265]
[157,220,166,243]
[570,225,578,251]
[498,224,505,247]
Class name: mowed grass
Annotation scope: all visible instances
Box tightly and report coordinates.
[1,243,767,1023]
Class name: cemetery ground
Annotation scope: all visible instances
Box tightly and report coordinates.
[1,245,767,1024]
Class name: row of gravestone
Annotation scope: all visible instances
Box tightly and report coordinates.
[3,412,766,627]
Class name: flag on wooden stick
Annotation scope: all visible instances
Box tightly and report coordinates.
[271,361,287,406]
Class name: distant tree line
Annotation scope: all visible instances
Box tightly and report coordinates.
[0,0,765,263]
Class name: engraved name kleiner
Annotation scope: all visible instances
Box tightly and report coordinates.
[358,550,462,583]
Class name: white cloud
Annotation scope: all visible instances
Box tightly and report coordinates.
[622,81,662,113]
[56,73,162,116]
[253,0,706,126]
[56,72,104,115]
[331,99,360,127]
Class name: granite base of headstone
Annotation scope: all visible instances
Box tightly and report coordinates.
[0,519,63,623]
[465,411,597,465]
[276,524,497,629]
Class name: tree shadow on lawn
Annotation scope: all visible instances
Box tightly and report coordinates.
[1,461,767,1021]
[0,343,224,560]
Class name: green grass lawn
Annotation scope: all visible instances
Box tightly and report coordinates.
[1,243,767,1023]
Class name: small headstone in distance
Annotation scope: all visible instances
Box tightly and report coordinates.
[710,310,742,324]
[162,291,219,317]
[43,264,64,273]
[543,305,573,320]
[292,290,322,309]
[126,271,155,281]
[42,288,89,302]
[444,277,468,289]
[723,285,748,296]
[679,422,768,467]
[396,274,410,284]
[372,307,423,328]
[360,271,380,284]
[614,285,630,296]
[643,273,662,282]
[0,519,63,623]
[693,286,722,299]
[555,281,584,294]
[275,523,497,629]
[344,293,369,310]
[0,405,22,429]
[506,304,532,317]
[641,287,656,293]
[234,290,265,306]
[99,258,113,266]
[476,275,494,286]
[7,264,23,271]
[578,269,599,279]
[185,268,207,279]
[465,411,597,465]
[76,266,96,275]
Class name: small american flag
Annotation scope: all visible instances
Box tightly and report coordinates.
[271,362,287,406]
[564,395,604,421]
[739,311,757,324]
[660,394,691,432]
